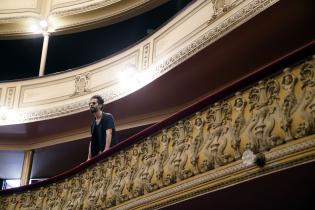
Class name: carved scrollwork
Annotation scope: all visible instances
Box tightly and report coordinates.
[158,129,170,181]
[247,80,283,153]
[190,112,205,175]
[73,72,91,95]
[162,121,190,185]
[211,0,231,19]
[7,194,18,210]
[295,57,315,138]
[203,101,232,168]
[230,92,247,159]
[212,0,227,15]
[279,68,297,141]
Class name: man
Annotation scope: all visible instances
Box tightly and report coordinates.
[87,95,118,160]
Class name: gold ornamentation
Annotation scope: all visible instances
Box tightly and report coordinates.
[230,92,247,159]
[247,80,282,152]
[295,57,315,138]
[2,55,315,210]
[280,68,297,141]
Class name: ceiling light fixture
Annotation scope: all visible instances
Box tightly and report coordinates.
[39,20,48,29]
[29,24,41,34]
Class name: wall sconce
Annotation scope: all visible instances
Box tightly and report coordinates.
[242,147,266,167]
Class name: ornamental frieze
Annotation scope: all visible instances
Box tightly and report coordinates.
[1,54,314,210]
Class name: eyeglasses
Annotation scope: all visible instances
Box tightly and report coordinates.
[89,102,97,106]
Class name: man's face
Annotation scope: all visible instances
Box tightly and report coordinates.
[89,98,100,113]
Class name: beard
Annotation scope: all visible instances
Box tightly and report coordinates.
[90,107,97,113]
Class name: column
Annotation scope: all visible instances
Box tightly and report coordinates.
[39,32,50,77]
[20,150,34,186]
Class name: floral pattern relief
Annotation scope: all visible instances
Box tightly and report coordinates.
[1,55,315,209]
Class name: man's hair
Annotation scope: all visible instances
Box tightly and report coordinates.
[90,95,104,108]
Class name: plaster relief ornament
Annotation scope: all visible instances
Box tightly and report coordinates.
[211,0,228,18]
[154,129,170,188]
[106,152,129,207]
[64,175,85,210]
[147,137,163,191]
[74,72,91,95]
[247,80,282,153]
[190,112,205,175]
[7,194,18,210]
[230,92,247,159]
[59,181,70,208]
[280,68,297,141]
[52,185,65,210]
[46,184,59,210]
[124,145,140,198]
[34,187,46,209]
[296,57,315,138]
[81,169,91,192]
[203,101,232,168]
[0,197,7,209]
[128,139,154,198]
[139,153,155,193]
[210,0,238,20]
[116,168,129,204]
[168,121,191,182]
[83,177,102,210]
[99,157,114,207]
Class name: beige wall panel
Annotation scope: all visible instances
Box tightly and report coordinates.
[51,0,119,12]
[153,1,212,59]
[19,78,75,106]
[0,88,2,105]
[52,0,93,11]
[0,0,38,11]
[89,51,139,90]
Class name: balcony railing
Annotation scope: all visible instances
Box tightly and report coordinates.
[0,41,314,209]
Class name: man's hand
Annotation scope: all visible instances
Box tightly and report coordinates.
[104,128,112,152]
[87,141,92,161]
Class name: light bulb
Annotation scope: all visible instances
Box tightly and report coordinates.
[39,20,48,29]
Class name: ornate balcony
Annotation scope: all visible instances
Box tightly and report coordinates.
[0,43,314,209]
[0,0,314,209]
